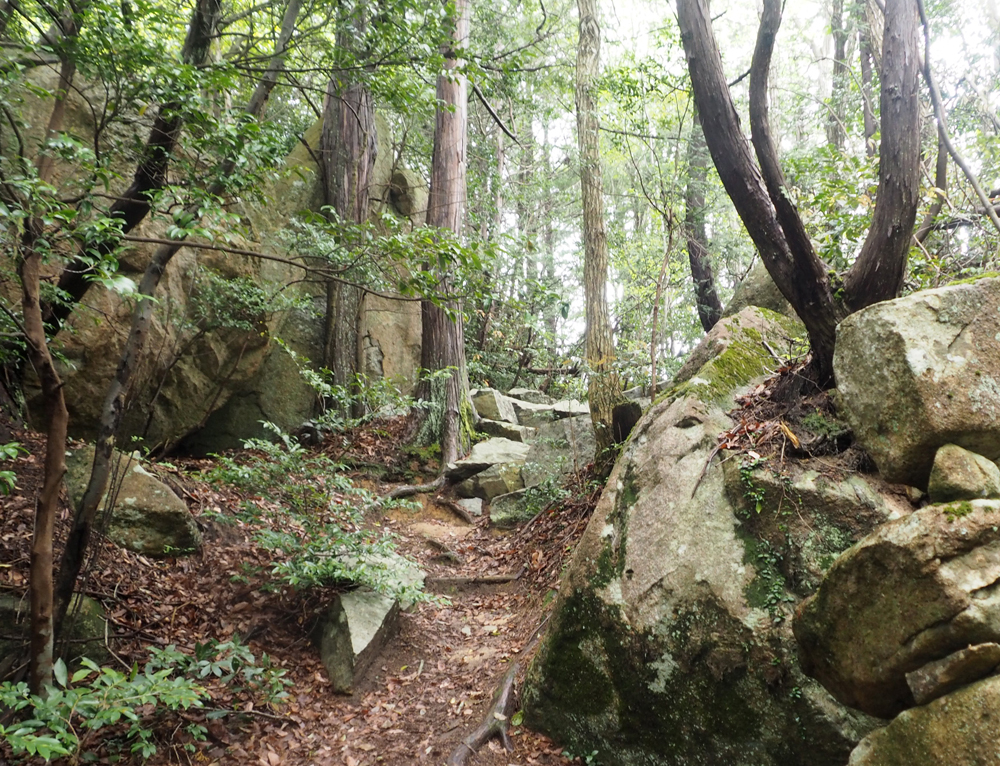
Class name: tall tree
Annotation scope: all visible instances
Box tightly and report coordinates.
[321,0,376,412]
[685,106,723,333]
[676,0,921,384]
[575,0,622,465]
[414,0,473,466]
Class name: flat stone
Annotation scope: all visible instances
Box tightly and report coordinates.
[317,590,399,694]
[927,444,1000,503]
[507,387,554,405]
[471,388,517,424]
[457,497,483,517]
[476,418,537,443]
[509,398,557,427]
[552,399,589,418]
[849,675,1000,765]
[906,643,1000,706]
[445,437,531,481]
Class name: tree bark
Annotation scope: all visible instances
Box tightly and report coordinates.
[576,0,622,465]
[858,0,879,156]
[321,4,376,415]
[827,0,850,149]
[54,0,302,632]
[842,0,921,310]
[414,0,472,466]
[684,107,722,333]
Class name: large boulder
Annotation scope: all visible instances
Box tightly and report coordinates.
[794,499,1000,719]
[926,444,1000,503]
[834,278,1000,487]
[65,445,202,557]
[471,388,518,424]
[0,594,109,666]
[848,676,1000,766]
[522,307,879,766]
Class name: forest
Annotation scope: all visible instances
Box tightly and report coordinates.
[1,0,1000,763]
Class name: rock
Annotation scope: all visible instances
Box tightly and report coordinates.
[522,307,878,766]
[927,444,1000,503]
[445,438,531,481]
[471,388,518,423]
[0,594,109,665]
[834,278,1000,487]
[794,499,1000,719]
[848,676,1000,766]
[316,590,400,694]
[906,643,1000,706]
[722,260,798,320]
[64,445,202,557]
[521,415,597,488]
[668,307,804,402]
[508,388,554,405]
[722,458,909,596]
[456,463,524,501]
[552,399,589,418]
[457,498,483,517]
[476,418,537,443]
[510,398,559,427]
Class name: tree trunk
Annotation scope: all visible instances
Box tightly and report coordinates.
[842,0,921,310]
[54,0,302,632]
[576,0,622,466]
[676,0,921,385]
[684,107,723,333]
[827,0,850,149]
[414,0,472,467]
[321,5,376,416]
[858,0,879,156]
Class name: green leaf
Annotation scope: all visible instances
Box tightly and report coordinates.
[53,659,68,687]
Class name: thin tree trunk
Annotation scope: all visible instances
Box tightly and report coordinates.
[576,0,621,466]
[20,13,79,692]
[684,107,722,333]
[915,127,948,243]
[842,0,921,309]
[858,0,878,156]
[414,0,472,466]
[54,0,302,630]
[827,0,849,149]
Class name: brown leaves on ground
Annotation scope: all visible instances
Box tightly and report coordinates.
[0,417,598,766]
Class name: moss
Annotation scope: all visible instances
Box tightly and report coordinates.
[946,270,1000,287]
[943,500,974,522]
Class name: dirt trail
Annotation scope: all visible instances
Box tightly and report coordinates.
[0,423,591,766]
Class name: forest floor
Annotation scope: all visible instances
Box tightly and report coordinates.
[0,415,599,766]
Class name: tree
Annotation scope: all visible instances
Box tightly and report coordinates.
[413,0,474,466]
[575,0,623,464]
[676,0,921,384]
[320,0,376,414]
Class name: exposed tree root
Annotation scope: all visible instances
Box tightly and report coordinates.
[445,615,550,765]
[434,495,475,524]
[446,663,518,765]
[370,475,446,511]
[426,564,526,587]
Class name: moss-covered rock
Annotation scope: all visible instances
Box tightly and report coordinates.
[523,308,878,766]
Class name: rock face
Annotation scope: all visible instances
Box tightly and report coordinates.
[471,388,518,423]
[927,444,1000,503]
[794,499,1000,719]
[445,438,531,481]
[522,307,880,766]
[848,676,1000,766]
[906,643,1000,706]
[65,445,201,557]
[834,278,1000,487]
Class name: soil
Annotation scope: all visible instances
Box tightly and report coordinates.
[0,416,598,766]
